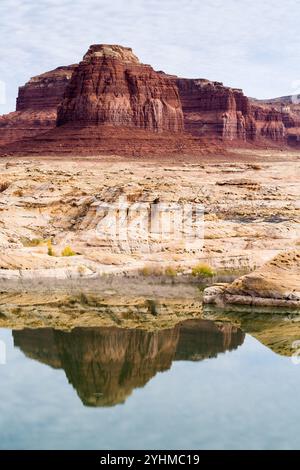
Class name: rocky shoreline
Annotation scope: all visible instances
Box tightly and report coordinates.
[204,250,300,309]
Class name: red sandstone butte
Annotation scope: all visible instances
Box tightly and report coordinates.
[57,45,184,133]
[1,43,300,156]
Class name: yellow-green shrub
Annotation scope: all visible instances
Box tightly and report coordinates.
[61,246,76,257]
[192,263,214,278]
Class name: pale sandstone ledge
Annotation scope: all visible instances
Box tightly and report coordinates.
[203,250,300,309]
[0,155,299,286]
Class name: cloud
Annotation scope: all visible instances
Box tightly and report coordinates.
[0,0,300,113]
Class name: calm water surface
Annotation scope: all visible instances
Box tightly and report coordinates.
[1,316,300,450]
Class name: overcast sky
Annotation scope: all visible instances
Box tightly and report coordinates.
[1,0,300,114]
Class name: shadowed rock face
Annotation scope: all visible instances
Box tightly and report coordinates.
[176,78,254,141]
[13,319,244,407]
[176,78,289,143]
[16,66,77,111]
[251,96,300,147]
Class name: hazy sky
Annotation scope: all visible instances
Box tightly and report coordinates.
[1,0,300,114]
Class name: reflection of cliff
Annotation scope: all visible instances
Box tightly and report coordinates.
[175,319,244,361]
[204,308,300,357]
[13,319,244,407]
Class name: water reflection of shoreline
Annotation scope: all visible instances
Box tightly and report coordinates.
[13,319,244,407]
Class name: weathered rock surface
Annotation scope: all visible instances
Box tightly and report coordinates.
[176,77,288,144]
[1,43,297,155]
[251,96,300,146]
[0,65,76,146]
[16,66,77,111]
[204,250,300,308]
[57,45,184,132]
[0,155,298,283]
[176,78,254,141]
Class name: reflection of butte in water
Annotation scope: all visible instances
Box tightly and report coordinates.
[13,319,244,407]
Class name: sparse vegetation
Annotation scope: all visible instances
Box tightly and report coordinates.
[22,237,52,248]
[165,266,177,277]
[192,263,215,278]
[140,265,164,276]
[23,238,44,247]
[47,246,55,256]
[139,264,179,277]
[61,245,76,257]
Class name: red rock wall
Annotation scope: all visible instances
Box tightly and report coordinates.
[251,105,287,142]
[0,65,76,146]
[16,66,77,111]
[175,78,253,141]
[57,45,184,133]
[1,43,300,153]
[176,77,289,144]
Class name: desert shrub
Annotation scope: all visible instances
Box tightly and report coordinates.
[192,263,215,278]
[13,188,23,197]
[61,246,76,257]
[22,238,44,247]
[140,265,164,276]
[165,266,177,277]
[46,239,55,256]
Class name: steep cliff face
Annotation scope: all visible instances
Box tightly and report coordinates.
[251,105,287,142]
[0,65,76,146]
[176,78,254,141]
[57,45,184,133]
[16,66,77,111]
[175,77,288,143]
[251,96,300,147]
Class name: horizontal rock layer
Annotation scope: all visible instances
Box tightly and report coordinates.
[204,250,300,309]
[0,44,300,153]
[0,65,76,145]
[57,45,184,133]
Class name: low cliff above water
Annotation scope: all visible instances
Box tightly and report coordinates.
[204,250,300,309]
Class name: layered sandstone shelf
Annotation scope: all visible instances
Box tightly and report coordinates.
[204,250,300,309]
[0,156,298,283]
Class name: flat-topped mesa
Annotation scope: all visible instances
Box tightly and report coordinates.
[16,65,77,111]
[57,44,184,133]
